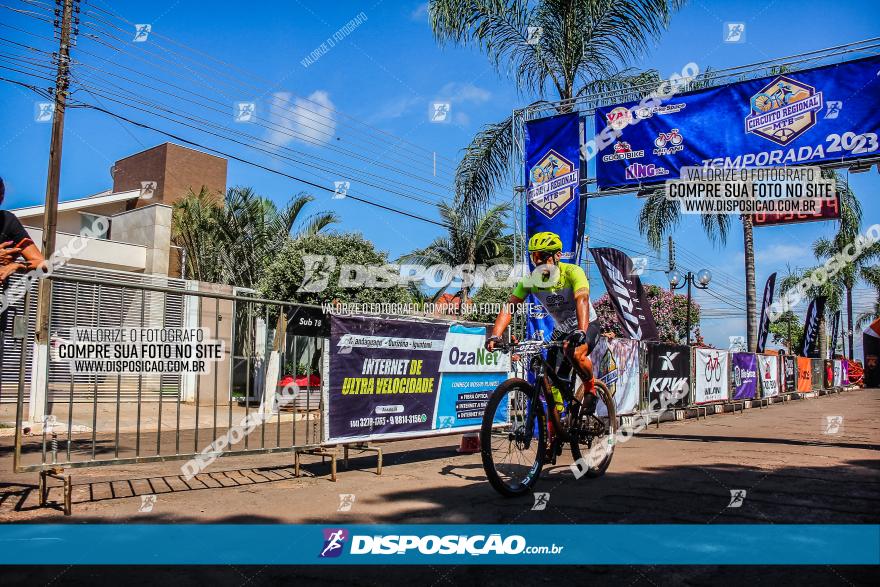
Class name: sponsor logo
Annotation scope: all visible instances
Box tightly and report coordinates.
[745,75,823,146]
[599,348,618,395]
[527,149,578,220]
[649,377,688,404]
[703,352,723,382]
[543,293,565,308]
[601,141,645,162]
[660,351,679,371]
[635,103,686,119]
[652,129,684,156]
[597,257,644,339]
[320,529,348,558]
[733,365,756,387]
[606,106,632,130]
[625,162,669,180]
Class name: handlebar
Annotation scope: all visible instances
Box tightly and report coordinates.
[491,339,564,354]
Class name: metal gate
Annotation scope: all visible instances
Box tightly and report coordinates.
[10,274,330,514]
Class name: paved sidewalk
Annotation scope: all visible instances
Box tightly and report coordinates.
[1,388,877,524]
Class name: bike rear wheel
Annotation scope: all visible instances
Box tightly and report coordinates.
[569,379,618,478]
[480,378,546,497]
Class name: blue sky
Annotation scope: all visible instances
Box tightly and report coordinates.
[1,0,878,351]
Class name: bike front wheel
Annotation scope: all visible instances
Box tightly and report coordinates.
[480,378,547,497]
[569,379,618,478]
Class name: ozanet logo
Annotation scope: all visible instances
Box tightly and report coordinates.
[447,346,502,368]
[350,533,527,555]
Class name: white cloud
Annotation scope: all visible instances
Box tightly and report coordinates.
[453,111,470,126]
[410,2,428,21]
[753,242,813,267]
[438,82,492,105]
[266,90,337,147]
[367,95,422,123]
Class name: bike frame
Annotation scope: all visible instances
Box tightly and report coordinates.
[517,343,581,444]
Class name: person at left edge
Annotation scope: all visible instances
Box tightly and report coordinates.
[0,177,46,283]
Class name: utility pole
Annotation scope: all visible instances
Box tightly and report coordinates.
[667,236,675,291]
[36,0,77,344]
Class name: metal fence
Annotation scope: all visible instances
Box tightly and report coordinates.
[9,274,331,514]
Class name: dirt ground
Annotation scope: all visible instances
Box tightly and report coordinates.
[0,389,878,585]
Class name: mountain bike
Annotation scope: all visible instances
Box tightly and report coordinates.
[480,337,618,497]
[704,353,722,382]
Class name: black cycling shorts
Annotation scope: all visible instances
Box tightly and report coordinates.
[547,322,601,377]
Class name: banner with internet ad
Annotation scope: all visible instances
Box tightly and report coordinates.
[325,315,510,442]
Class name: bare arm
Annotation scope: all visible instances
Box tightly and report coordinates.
[487,295,523,350]
[20,243,46,270]
[574,288,590,332]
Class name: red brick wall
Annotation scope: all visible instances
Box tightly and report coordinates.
[112,143,227,208]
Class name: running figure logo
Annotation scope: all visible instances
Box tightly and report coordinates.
[319,528,348,558]
[338,494,356,512]
[724,23,745,43]
[727,489,747,508]
[532,492,550,511]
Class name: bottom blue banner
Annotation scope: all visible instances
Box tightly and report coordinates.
[0,525,877,565]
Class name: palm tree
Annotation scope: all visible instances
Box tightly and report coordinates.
[398,200,514,306]
[171,186,226,283]
[172,186,338,288]
[428,0,684,210]
[856,264,880,328]
[779,266,844,358]
[640,171,861,351]
[812,235,878,358]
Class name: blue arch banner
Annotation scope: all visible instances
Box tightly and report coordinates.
[595,55,880,190]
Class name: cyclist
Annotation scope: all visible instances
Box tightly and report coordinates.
[485,231,601,457]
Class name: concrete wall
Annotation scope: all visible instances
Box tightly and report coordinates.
[111,204,173,275]
[192,282,235,406]
[19,200,131,237]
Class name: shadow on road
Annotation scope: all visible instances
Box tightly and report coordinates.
[635,432,880,452]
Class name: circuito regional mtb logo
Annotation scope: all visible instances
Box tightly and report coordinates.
[745,75,823,146]
[527,149,578,220]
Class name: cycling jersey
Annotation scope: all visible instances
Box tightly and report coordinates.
[512,262,598,333]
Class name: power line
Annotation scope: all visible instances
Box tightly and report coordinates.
[70,74,451,207]
[81,0,459,166]
[71,99,457,229]
[70,77,452,211]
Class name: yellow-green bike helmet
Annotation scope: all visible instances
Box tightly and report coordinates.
[527,231,563,253]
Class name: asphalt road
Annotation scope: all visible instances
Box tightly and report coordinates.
[0,389,878,585]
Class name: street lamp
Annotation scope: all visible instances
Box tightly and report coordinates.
[667,268,712,346]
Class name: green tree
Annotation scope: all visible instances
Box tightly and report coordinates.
[768,310,802,353]
[398,201,515,304]
[640,171,861,352]
[467,282,515,324]
[172,186,338,288]
[172,187,338,287]
[260,232,415,306]
[856,264,880,329]
[428,0,683,210]
[779,264,845,358]
[813,236,880,357]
